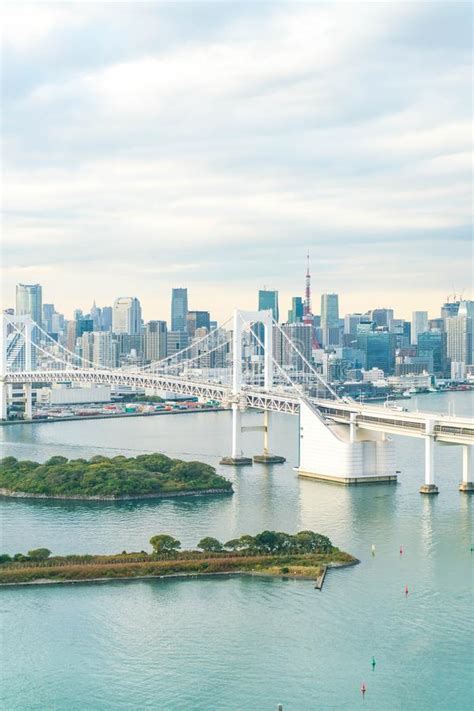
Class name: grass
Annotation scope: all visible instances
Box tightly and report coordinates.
[0,550,357,585]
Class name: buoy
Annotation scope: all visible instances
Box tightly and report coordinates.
[371,656,376,669]
[371,544,376,556]
[361,682,367,697]
[405,585,409,596]
[400,546,403,555]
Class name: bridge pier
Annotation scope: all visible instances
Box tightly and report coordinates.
[420,427,439,494]
[220,404,252,466]
[0,381,7,421]
[253,411,286,464]
[459,445,474,492]
[23,383,33,420]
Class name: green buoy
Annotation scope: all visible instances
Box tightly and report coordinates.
[371,656,376,669]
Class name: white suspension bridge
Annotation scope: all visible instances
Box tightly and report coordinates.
[1,311,473,494]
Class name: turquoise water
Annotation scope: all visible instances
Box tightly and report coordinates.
[0,392,473,710]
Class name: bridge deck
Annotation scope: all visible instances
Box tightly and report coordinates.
[3,371,473,445]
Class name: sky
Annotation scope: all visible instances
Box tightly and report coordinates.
[1,0,472,323]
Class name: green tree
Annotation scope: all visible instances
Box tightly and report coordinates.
[149,534,181,557]
[28,548,52,560]
[197,537,223,553]
[0,554,12,564]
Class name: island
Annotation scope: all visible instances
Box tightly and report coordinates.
[0,530,358,587]
[0,454,233,500]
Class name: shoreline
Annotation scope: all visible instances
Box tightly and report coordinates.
[0,487,233,502]
[0,559,359,589]
[0,406,229,427]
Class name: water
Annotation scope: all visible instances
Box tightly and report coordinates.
[0,392,473,710]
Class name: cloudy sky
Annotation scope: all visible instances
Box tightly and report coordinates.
[1,1,472,322]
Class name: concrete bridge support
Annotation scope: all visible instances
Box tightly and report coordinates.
[24,383,33,420]
[420,420,439,494]
[296,400,397,485]
[253,411,286,464]
[459,446,474,492]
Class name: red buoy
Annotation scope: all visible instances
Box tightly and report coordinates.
[400,546,403,555]
[361,682,367,697]
[405,585,409,596]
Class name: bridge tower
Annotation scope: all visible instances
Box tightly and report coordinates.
[220,309,285,466]
[0,314,36,421]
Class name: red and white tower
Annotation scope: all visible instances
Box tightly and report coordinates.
[303,253,320,349]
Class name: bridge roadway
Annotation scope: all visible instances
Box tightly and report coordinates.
[4,369,473,446]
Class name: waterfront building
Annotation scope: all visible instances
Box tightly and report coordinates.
[186,311,210,338]
[446,311,473,367]
[287,297,304,324]
[145,321,167,362]
[411,311,429,345]
[112,297,142,335]
[356,330,396,375]
[390,318,410,349]
[171,288,188,332]
[258,289,279,322]
[418,330,447,376]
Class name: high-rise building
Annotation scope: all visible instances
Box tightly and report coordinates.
[258,289,279,322]
[187,311,210,338]
[112,297,142,335]
[369,308,394,329]
[411,311,429,345]
[92,332,113,368]
[42,304,55,333]
[418,331,447,376]
[441,300,460,320]
[101,306,112,331]
[145,321,167,362]
[344,313,364,336]
[171,288,188,332]
[274,323,312,370]
[356,331,396,375]
[446,310,473,367]
[287,297,303,324]
[16,284,42,327]
[321,294,339,346]
[167,331,189,358]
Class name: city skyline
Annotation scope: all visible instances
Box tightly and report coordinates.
[2,2,472,319]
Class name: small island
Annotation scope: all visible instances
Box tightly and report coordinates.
[0,454,233,500]
[0,530,358,587]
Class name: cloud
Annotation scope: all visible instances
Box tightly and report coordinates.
[1,1,472,320]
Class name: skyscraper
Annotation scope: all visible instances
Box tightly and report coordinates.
[258,289,279,322]
[369,308,394,329]
[145,321,167,362]
[287,297,304,324]
[356,331,396,374]
[411,311,429,344]
[112,297,142,335]
[186,311,210,338]
[16,284,42,327]
[171,288,188,332]
[321,293,340,346]
[446,309,473,367]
